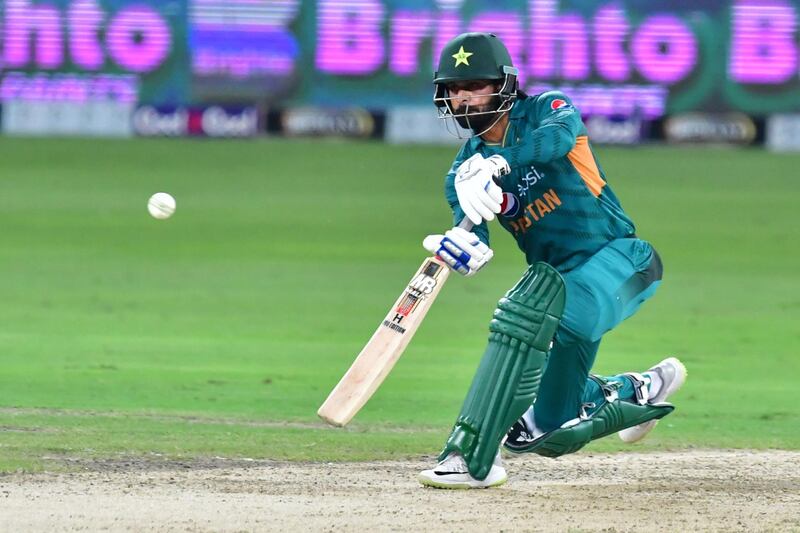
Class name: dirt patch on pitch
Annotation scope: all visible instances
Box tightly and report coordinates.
[2,450,798,532]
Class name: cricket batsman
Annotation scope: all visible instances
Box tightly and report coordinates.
[418,32,687,489]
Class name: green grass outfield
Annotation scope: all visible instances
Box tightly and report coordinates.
[0,137,797,472]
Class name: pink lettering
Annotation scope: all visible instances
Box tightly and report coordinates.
[106,6,171,72]
[594,6,630,82]
[4,0,64,68]
[730,0,798,83]
[631,15,697,84]
[69,0,105,70]
[316,0,385,75]
[432,13,463,70]
[390,11,435,76]
[468,13,525,84]
[529,0,589,80]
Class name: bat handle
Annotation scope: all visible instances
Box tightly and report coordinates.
[457,217,474,231]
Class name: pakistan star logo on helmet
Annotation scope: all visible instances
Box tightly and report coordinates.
[452,46,473,67]
[433,32,518,138]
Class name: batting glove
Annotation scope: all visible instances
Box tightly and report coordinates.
[422,226,493,277]
[454,154,509,225]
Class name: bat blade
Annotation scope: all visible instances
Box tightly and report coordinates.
[317,256,451,427]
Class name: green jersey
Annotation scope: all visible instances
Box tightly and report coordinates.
[444,91,635,273]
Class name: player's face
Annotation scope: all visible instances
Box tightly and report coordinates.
[446,80,497,112]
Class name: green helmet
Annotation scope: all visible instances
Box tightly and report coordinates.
[434,32,516,85]
[433,33,518,135]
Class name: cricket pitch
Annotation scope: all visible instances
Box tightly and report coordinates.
[2,450,798,531]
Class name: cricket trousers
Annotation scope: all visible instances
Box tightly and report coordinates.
[532,237,664,432]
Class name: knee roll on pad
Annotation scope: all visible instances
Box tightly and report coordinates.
[439,262,566,480]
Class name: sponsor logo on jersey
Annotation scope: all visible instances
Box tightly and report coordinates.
[550,99,572,111]
[508,188,564,236]
[518,166,546,196]
[500,192,520,217]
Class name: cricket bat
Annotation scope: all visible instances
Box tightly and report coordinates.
[317,219,473,427]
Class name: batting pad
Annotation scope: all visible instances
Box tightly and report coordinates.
[439,262,565,480]
[504,376,675,458]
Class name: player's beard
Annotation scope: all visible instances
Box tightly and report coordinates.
[454,95,503,133]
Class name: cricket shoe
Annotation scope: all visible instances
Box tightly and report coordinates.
[503,405,544,453]
[619,357,687,443]
[418,452,507,489]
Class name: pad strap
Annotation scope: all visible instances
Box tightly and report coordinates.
[623,372,650,405]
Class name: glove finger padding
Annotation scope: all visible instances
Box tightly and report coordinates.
[422,234,444,255]
[437,246,470,276]
[458,174,501,225]
[422,228,493,277]
[490,179,503,204]
[472,177,502,216]
[454,154,504,225]
[423,234,469,275]
[456,179,488,225]
[458,193,485,226]
[444,227,493,275]
[483,178,503,207]
[445,227,492,264]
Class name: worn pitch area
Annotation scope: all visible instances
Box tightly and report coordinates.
[2,450,798,532]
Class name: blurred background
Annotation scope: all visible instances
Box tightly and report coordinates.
[0,0,798,469]
[1,0,799,147]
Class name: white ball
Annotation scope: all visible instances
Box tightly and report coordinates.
[147,192,176,220]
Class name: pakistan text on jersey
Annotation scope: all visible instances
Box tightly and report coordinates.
[508,188,562,235]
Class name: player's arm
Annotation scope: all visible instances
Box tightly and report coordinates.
[445,157,490,246]
[422,150,494,277]
[448,150,508,226]
[449,94,583,226]
[494,92,583,167]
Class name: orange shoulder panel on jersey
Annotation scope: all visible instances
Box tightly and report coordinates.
[567,135,606,197]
